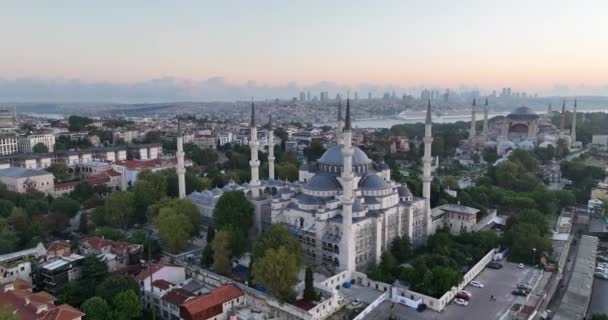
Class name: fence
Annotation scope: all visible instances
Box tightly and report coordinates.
[352,291,389,320]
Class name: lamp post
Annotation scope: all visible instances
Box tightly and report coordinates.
[533,248,537,267]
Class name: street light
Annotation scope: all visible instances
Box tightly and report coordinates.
[533,248,537,267]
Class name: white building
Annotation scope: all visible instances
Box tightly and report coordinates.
[0,134,18,156]
[18,133,56,153]
[0,243,47,284]
[0,167,55,194]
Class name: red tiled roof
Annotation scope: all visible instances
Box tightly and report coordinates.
[152,279,174,290]
[162,288,194,306]
[54,182,79,190]
[181,284,243,316]
[134,264,164,282]
[47,241,71,253]
[79,237,114,250]
[116,158,177,170]
[105,169,122,177]
[0,280,83,320]
[86,173,111,185]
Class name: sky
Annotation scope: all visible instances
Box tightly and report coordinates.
[1,0,608,101]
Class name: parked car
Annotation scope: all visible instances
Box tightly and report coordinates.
[459,290,472,298]
[512,290,528,296]
[518,263,525,269]
[488,261,503,269]
[470,281,484,288]
[351,298,361,306]
[517,284,532,291]
[595,272,608,280]
[455,292,471,301]
[454,298,469,306]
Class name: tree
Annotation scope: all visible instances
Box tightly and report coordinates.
[133,180,158,224]
[390,236,412,263]
[150,198,201,237]
[0,218,17,254]
[276,162,298,181]
[50,196,81,218]
[59,281,89,307]
[79,211,89,234]
[201,226,215,268]
[68,115,93,131]
[45,211,69,235]
[303,141,326,162]
[104,191,135,228]
[252,246,299,302]
[25,199,49,216]
[213,191,254,237]
[0,200,14,218]
[154,207,193,253]
[211,229,232,275]
[32,142,49,153]
[592,314,608,320]
[111,290,143,320]
[143,131,162,144]
[129,230,162,258]
[137,170,167,199]
[70,182,96,202]
[81,255,109,289]
[252,224,302,267]
[96,275,139,303]
[166,171,204,197]
[46,163,69,181]
[303,267,316,302]
[81,297,111,320]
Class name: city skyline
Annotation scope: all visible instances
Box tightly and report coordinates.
[2,0,608,101]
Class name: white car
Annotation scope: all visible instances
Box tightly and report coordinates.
[351,298,361,306]
[470,281,484,288]
[454,298,469,306]
[458,290,472,298]
[518,263,525,269]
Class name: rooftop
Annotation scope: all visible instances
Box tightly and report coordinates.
[0,167,52,178]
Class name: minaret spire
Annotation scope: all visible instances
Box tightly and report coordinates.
[336,99,344,144]
[571,98,577,143]
[469,98,477,140]
[176,116,186,199]
[249,102,261,200]
[267,114,275,181]
[422,100,434,238]
[339,96,355,271]
[483,98,489,136]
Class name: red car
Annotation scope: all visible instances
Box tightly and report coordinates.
[455,292,470,301]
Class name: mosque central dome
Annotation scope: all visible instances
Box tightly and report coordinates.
[318,144,371,165]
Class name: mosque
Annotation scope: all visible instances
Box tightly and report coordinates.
[465,98,580,156]
[189,100,486,273]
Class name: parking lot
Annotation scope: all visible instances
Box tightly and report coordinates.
[338,283,384,305]
[362,262,540,320]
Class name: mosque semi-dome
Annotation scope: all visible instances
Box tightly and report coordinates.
[507,106,539,120]
[318,145,371,166]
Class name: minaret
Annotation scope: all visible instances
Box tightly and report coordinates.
[559,99,566,135]
[339,98,356,272]
[267,114,275,181]
[422,100,434,237]
[249,102,261,199]
[336,99,344,144]
[469,98,477,140]
[571,98,577,143]
[176,116,186,199]
[482,98,489,136]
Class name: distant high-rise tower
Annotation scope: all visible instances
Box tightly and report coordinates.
[547,103,552,114]
[176,117,186,199]
[354,92,359,101]
[306,91,311,101]
[422,100,433,236]
[299,91,306,102]
[368,92,372,100]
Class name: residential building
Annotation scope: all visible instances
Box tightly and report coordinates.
[0,243,47,283]
[430,204,480,235]
[0,167,55,194]
[180,284,245,320]
[78,237,142,270]
[18,133,56,153]
[0,279,85,320]
[46,241,72,257]
[136,264,187,315]
[32,254,85,294]
[113,157,192,187]
[0,134,18,156]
